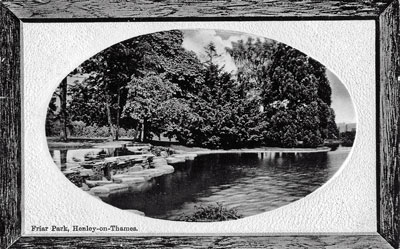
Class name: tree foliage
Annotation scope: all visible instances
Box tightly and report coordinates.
[47,30,340,148]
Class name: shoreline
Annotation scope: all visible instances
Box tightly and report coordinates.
[172,146,332,155]
[47,137,333,153]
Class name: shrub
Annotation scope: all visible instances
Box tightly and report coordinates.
[340,131,356,147]
[69,121,136,138]
[70,121,86,136]
[179,203,243,222]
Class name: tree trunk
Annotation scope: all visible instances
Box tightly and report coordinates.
[140,121,145,142]
[59,77,68,142]
[135,122,140,142]
[115,88,121,140]
[142,118,149,142]
[105,96,116,140]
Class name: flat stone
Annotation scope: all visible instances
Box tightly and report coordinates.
[79,169,94,177]
[145,168,167,177]
[80,183,90,191]
[185,153,197,160]
[85,180,113,188]
[104,154,154,163]
[128,165,143,172]
[113,176,146,184]
[160,151,169,158]
[90,183,129,198]
[157,165,175,174]
[125,171,154,178]
[174,154,187,158]
[62,169,77,175]
[153,157,167,164]
[112,174,131,181]
[166,157,185,164]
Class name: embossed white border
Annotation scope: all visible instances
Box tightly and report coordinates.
[22,21,375,235]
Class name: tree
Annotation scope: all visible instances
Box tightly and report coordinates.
[262,43,339,147]
[227,38,277,99]
[59,77,68,141]
[174,42,243,149]
[74,30,205,140]
[123,73,180,141]
[45,92,58,136]
[47,30,340,150]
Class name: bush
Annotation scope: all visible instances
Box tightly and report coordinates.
[70,121,136,138]
[340,131,356,147]
[180,203,243,222]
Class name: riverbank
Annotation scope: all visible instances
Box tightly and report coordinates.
[170,145,332,154]
[47,136,333,152]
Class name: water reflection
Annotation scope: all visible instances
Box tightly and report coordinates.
[104,147,350,220]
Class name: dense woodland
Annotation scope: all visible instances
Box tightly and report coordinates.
[46,30,340,149]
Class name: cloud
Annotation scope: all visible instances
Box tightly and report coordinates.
[182,29,261,73]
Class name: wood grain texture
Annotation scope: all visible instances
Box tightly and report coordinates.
[0,0,392,20]
[0,3,21,249]
[0,0,398,248]
[379,0,400,248]
[9,235,394,248]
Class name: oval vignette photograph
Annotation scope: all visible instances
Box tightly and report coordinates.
[46,29,357,222]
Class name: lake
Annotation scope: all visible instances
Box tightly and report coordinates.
[100,147,350,220]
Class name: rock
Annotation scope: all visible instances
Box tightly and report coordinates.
[112,174,130,181]
[160,151,169,158]
[185,153,197,160]
[80,183,90,191]
[145,168,167,178]
[158,165,174,174]
[125,210,145,216]
[166,157,185,164]
[113,176,146,184]
[90,183,129,198]
[128,165,143,172]
[79,169,94,177]
[62,169,77,175]
[153,157,167,167]
[125,171,153,180]
[85,180,113,188]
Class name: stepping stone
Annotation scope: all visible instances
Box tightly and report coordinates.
[157,165,175,174]
[112,174,132,181]
[79,169,94,177]
[143,169,165,178]
[85,180,113,188]
[90,183,129,198]
[160,151,169,158]
[62,169,77,175]
[166,157,185,164]
[123,172,152,180]
[153,158,167,164]
[114,176,146,184]
[128,165,143,172]
[185,153,198,160]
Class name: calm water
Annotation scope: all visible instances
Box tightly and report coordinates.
[103,147,350,220]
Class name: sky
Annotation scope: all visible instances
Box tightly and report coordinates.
[182,29,356,124]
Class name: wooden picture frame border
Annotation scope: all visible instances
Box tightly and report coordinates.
[0,1,398,248]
